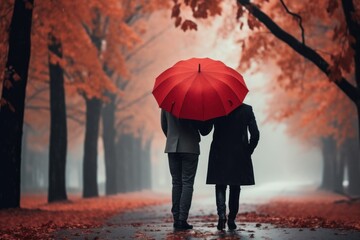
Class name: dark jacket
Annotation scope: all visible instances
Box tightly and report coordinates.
[161,110,212,154]
[206,104,260,185]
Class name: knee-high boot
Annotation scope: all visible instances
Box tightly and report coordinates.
[228,185,240,230]
[215,185,227,230]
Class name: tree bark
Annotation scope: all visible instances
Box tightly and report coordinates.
[116,133,131,192]
[320,137,336,190]
[346,136,360,195]
[132,136,141,191]
[116,134,126,193]
[142,138,152,189]
[83,97,102,198]
[47,32,68,202]
[0,0,34,209]
[102,93,117,195]
[334,141,346,193]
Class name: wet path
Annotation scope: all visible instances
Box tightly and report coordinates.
[56,195,360,240]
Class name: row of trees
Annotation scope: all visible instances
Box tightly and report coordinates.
[0,0,169,209]
[20,129,152,194]
[172,0,359,195]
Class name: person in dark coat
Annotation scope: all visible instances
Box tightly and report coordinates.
[161,109,212,230]
[206,103,260,230]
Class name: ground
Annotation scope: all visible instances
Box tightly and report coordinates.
[0,191,170,239]
[0,185,360,239]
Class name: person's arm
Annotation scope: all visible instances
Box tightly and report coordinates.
[248,107,259,154]
[161,110,167,136]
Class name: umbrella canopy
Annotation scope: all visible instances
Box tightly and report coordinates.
[152,57,248,121]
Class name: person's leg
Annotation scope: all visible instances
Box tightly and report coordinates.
[215,184,227,230]
[228,185,241,230]
[178,153,199,226]
[168,153,182,224]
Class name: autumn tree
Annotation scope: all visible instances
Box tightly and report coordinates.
[47,32,67,202]
[172,0,360,195]
[266,62,356,193]
[0,0,34,209]
[95,0,169,195]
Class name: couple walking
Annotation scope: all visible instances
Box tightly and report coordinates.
[161,103,260,231]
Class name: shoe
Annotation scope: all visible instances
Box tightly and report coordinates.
[217,218,226,231]
[174,220,193,230]
[227,218,237,230]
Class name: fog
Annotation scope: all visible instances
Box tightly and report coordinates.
[129,11,324,197]
[20,10,324,197]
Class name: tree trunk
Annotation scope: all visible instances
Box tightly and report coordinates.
[116,133,132,192]
[116,134,126,193]
[132,136,141,191]
[346,136,360,195]
[21,124,28,192]
[47,32,68,202]
[143,138,152,189]
[102,93,117,195]
[83,97,102,198]
[320,137,336,190]
[334,140,346,193]
[0,0,33,209]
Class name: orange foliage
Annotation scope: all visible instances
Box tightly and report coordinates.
[175,0,358,144]
[234,0,357,144]
[171,0,222,31]
[12,0,170,151]
[0,0,14,93]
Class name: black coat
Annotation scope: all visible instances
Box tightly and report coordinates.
[206,104,260,185]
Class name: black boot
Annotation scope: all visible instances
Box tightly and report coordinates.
[174,220,193,230]
[215,185,227,230]
[228,185,240,230]
[217,217,227,230]
[227,218,237,230]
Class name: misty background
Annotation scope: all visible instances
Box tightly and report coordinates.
[20,9,322,197]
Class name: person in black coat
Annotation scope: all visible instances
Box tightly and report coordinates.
[206,103,260,230]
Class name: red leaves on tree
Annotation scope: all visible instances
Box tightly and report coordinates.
[171,0,222,31]
[326,0,339,15]
[237,5,245,20]
[175,16,182,27]
[171,3,181,18]
[181,20,197,31]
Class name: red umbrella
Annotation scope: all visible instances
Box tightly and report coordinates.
[152,57,248,121]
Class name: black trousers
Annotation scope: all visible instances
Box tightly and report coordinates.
[215,185,241,220]
[168,153,199,221]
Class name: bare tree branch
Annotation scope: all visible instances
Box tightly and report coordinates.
[237,0,359,102]
[116,91,151,112]
[26,87,48,103]
[125,24,173,61]
[279,0,305,44]
[26,105,84,125]
[116,115,133,129]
